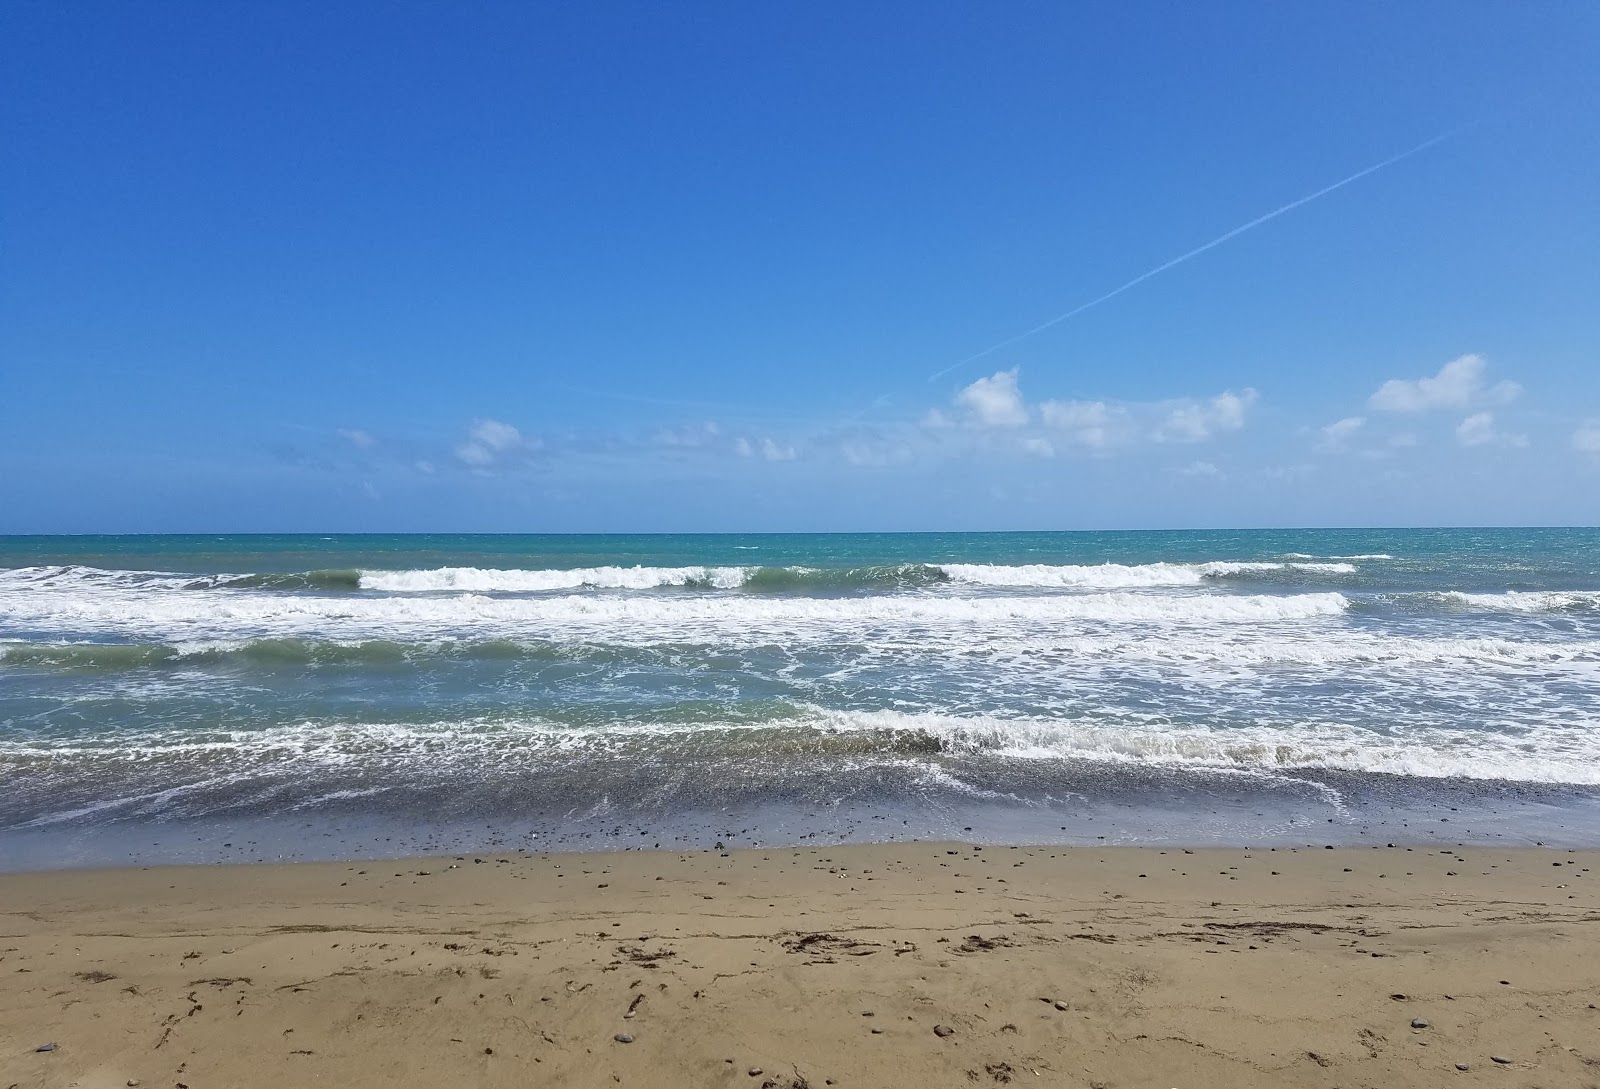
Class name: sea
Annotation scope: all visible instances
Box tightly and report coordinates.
[3,529,1599,870]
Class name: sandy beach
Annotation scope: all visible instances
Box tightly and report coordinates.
[4,843,1599,1088]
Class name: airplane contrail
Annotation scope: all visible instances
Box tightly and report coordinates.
[928,124,1472,384]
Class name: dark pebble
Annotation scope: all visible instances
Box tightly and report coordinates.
[1491,1056,1512,1064]
[933,1025,955,1038]
[613,1033,634,1044]
[1456,1064,1470,1071]
[1411,1018,1430,1029]
[35,1043,57,1052]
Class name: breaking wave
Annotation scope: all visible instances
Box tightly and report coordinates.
[7,707,1599,786]
[1,559,1359,596]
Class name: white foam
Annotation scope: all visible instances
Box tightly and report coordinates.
[10,706,1600,786]
[0,584,1353,646]
[1,559,1359,597]
[359,565,748,592]
[801,708,1600,784]
[1283,553,1394,561]
[1446,591,1600,613]
[942,560,1354,588]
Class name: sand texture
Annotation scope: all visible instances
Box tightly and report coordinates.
[4,843,1600,1088]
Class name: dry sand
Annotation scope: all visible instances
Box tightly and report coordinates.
[4,842,1599,1088]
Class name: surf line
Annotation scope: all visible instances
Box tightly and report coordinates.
[928,121,1478,384]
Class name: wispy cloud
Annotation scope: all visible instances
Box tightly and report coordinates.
[455,418,538,468]
[1039,400,1125,449]
[1575,422,1600,456]
[1154,389,1258,443]
[337,428,377,449]
[654,422,722,448]
[1456,411,1527,448]
[1315,416,1365,450]
[734,435,798,461]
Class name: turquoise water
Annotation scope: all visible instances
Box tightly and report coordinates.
[3,529,1599,866]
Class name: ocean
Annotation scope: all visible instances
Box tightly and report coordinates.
[3,529,1599,868]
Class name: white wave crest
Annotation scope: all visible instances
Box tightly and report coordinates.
[941,560,1353,588]
[359,565,747,592]
[1445,591,1600,613]
[0,586,1353,644]
[11,706,1600,786]
[804,708,1600,784]
[1,559,1359,597]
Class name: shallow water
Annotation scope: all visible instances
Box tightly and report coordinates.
[3,529,1599,868]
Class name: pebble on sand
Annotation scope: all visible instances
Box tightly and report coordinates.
[1411,1018,1429,1028]
[1054,1001,1069,1011]
[35,1043,57,1052]
[1491,1056,1512,1064]
[613,1033,634,1044]
[933,1025,955,1037]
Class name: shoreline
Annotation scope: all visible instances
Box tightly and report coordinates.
[8,774,1600,874]
[6,842,1599,1088]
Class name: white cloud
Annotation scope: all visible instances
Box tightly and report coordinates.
[734,436,795,461]
[1155,388,1257,443]
[1369,354,1521,413]
[761,438,796,462]
[920,408,953,429]
[1575,422,1600,455]
[455,441,496,467]
[656,422,722,447]
[1316,416,1365,450]
[455,418,536,467]
[839,434,913,467]
[1039,400,1124,449]
[1174,460,1221,478]
[1021,437,1055,458]
[414,460,435,474]
[338,428,376,449]
[1455,411,1527,448]
[955,369,1029,428]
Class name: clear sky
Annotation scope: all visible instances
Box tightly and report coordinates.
[3,2,1597,532]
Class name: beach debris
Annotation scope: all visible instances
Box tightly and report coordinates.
[624,994,644,1018]
[613,1033,634,1044]
[1491,1055,1512,1064]
[35,1042,57,1052]
[1053,1001,1069,1011]
[780,932,879,961]
[1411,1018,1430,1029]
[933,1025,955,1038]
[956,933,1013,953]
[984,1062,1016,1083]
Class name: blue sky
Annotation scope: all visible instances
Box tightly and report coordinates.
[3,2,1597,532]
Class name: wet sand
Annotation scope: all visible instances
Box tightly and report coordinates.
[4,843,1599,1088]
